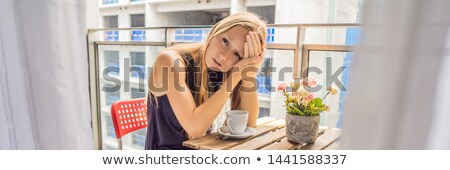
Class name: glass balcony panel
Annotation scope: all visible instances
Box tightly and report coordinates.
[308,51,353,129]
[304,27,361,45]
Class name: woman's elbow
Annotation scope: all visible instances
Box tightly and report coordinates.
[184,126,205,139]
[187,131,204,139]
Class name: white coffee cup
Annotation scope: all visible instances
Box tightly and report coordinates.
[226,110,248,135]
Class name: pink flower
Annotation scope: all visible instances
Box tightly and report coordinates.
[304,93,314,101]
[301,77,317,87]
[277,82,287,92]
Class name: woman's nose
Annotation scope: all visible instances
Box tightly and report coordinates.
[218,54,227,63]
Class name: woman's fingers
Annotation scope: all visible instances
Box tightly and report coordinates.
[256,32,265,54]
[246,34,255,57]
[247,31,263,57]
[249,31,259,57]
[243,31,264,60]
[250,31,261,55]
[244,42,249,59]
[251,32,259,57]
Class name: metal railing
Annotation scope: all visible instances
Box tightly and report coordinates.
[87,23,360,149]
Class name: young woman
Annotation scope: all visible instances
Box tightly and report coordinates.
[145,12,267,150]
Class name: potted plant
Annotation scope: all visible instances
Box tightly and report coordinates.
[277,78,338,144]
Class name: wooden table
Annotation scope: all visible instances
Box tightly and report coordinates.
[183,117,343,150]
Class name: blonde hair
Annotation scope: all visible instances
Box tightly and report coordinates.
[149,12,267,109]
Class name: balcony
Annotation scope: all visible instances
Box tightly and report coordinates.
[87,23,360,150]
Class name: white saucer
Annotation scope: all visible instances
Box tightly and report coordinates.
[218,126,257,139]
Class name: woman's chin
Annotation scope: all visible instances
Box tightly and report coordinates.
[206,62,222,72]
[208,66,223,72]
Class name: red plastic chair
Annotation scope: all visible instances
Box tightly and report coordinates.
[110,98,148,150]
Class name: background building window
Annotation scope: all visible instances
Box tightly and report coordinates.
[132,129,146,148]
[130,51,146,79]
[105,90,120,108]
[104,50,119,77]
[258,107,271,118]
[130,14,145,41]
[103,0,118,5]
[175,29,210,42]
[104,15,119,41]
[131,88,146,99]
[257,58,273,95]
[266,28,275,43]
[105,115,116,139]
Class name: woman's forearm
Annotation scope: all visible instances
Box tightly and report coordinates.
[187,72,242,138]
[239,73,259,127]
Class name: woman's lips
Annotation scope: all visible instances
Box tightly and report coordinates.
[213,58,221,67]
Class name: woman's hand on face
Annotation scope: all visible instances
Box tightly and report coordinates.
[233,31,266,73]
[232,31,266,80]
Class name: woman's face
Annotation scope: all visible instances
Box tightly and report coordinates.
[204,26,248,72]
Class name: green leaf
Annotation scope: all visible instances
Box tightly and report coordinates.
[285,96,329,116]
[310,98,322,106]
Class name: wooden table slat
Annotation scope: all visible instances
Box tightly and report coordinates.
[229,127,287,150]
[299,128,342,150]
[255,117,277,126]
[183,117,276,149]
[198,119,286,150]
[261,126,328,150]
[182,133,220,149]
[324,140,341,150]
[183,117,343,150]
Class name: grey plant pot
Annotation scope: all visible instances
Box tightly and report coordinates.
[286,114,320,144]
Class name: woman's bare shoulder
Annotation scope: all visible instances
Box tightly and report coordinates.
[149,50,186,97]
[154,50,186,68]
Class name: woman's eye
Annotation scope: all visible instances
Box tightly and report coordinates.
[234,52,241,60]
[222,38,229,46]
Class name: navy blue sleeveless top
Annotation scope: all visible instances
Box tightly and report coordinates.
[145,51,223,150]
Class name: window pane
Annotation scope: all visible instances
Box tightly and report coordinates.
[104,16,118,28]
[103,0,118,5]
[105,90,120,108]
[102,113,118,150]
[130,51,146,79]
[130,14,145,27]
[304,27,361,45]
[258,107,270,118]
[98,45,165,150]
[173,29,210,42]
[271,27,297,44]
[104,16,118,41]
[308,51,352,129]
[105,115,116,139]
[263,49,295,119]
[131,30,146,41]
[104,51,119,67]
[257,57,273,95]
[131,88,146,99]
[130,14,145,41]
[132,129,146,148]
